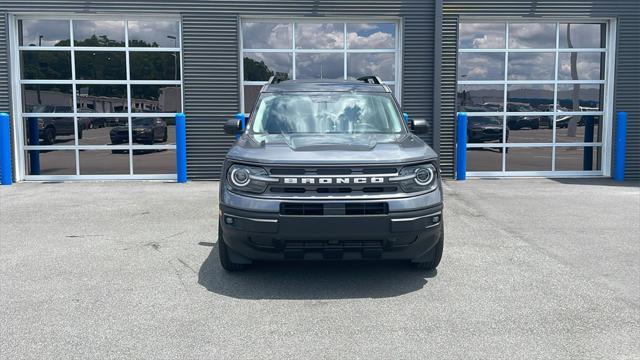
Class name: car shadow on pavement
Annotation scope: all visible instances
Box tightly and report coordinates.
[198,243,436,300]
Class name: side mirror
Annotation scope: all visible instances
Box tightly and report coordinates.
[410,118,429,134]
[224,118,243,135]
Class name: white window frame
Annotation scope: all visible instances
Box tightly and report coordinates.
[457,18,617,177]
[239,17,403,114]
[8,14,184,181]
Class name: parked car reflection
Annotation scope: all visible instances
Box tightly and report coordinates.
[506,103,541,130]
[467,116,507,143]
[110,117,167,145]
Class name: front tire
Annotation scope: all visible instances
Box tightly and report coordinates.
[412,226,444,270]
[218,227,249,271]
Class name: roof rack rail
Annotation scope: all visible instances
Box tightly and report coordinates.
[267,74,289,85]
[357,75,383,85]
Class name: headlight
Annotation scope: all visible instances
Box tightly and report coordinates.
[226,164,271,194]
[392,163,438,193]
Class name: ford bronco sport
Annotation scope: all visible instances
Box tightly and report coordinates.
[218,76,444,271]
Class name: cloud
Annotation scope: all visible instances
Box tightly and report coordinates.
[459,23,505,49]
[508,23,556,48]
[20,19,70,46]
[242,22,291,49]
[296,23,344,49]
[508,52,555,80]
[72,20,125,44]
[458,52,504,80]
[347,53,395,80]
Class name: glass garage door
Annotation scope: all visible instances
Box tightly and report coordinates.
[240,20,401,112]
[15,17,182,179]
[457,21,613,176]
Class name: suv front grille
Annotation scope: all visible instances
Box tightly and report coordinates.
[280,202,388,216]
[264,165,401,197]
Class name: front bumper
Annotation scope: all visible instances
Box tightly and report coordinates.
[220,203,443,262]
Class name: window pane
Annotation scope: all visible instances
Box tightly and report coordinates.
[558,52,604,81]
[557,84,603,111]
[25,150,76,175]
[507,116,552,143]
[243,52,292,81]
[555,115,602,143]
[560,23,605,48]
[130,117,172,145]
[23,117,75,146]
[243,85,262,113]
[507,84,554,112]
[458,52,504,81]
[19,19,70,47]
[77,85,128,113]
[555,146,601,171]
[508,23,556,49]
[242,22,292,49]
[457,85,504,112]
[79,150,130,175]
[347,53,395,81]
[131,85,182,113]
[296,53,344,80]
[128,20,180,48]
[73,20,125,47]
[467,117,504,144]
[22,84,73,112]
[467,147,502,171]
[508,52,555,80]
[130,52,181,80]
[459,23,505,49]
[133,149,176,174]
[505,147,552,171]
[74,51,126,80]
[347,23,396,49]
[78,117,128,146]
[20,50,71,79]
[296,23,344,49]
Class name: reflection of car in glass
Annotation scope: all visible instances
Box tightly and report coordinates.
[31,105,82,145]
[506,103,540,130]
[218,76,444,271]
[109,117,168,145]
[77,108,107,129]
[467,116,507,143]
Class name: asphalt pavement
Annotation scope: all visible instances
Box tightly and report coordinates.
[0,179,638,359]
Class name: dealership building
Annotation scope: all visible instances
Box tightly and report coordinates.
[0,0,638,181]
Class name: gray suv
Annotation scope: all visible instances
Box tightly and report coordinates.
[219,76,444,271]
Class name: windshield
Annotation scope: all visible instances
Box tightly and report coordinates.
[250,92,405,136]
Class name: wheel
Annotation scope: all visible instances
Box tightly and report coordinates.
[161,129,168,142]
[218,227,249,271]
[412,226,444,270]
[42,127,55,145]
[78,128,83,139]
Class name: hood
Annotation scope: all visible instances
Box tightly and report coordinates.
[226,133,438,165]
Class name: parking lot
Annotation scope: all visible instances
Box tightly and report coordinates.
[0,179,638,359]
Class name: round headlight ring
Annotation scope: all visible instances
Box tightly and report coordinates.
[230,167,251,187]
[414,167,434,186]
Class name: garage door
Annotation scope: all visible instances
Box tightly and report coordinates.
[14,16,182,180]
[457,20,615,176]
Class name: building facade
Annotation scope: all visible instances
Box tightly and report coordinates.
[0,0,637,181]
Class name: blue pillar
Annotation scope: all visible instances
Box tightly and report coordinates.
[0,112,12,185]
[613,112,627,181]
[456,112,468,180]
[583,116,594,171]
[28,117,41,175]
[176,113,187,183]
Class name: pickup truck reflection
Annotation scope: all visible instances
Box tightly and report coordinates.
[110,117,168,145]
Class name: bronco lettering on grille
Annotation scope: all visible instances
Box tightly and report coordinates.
[281,177,385,185]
